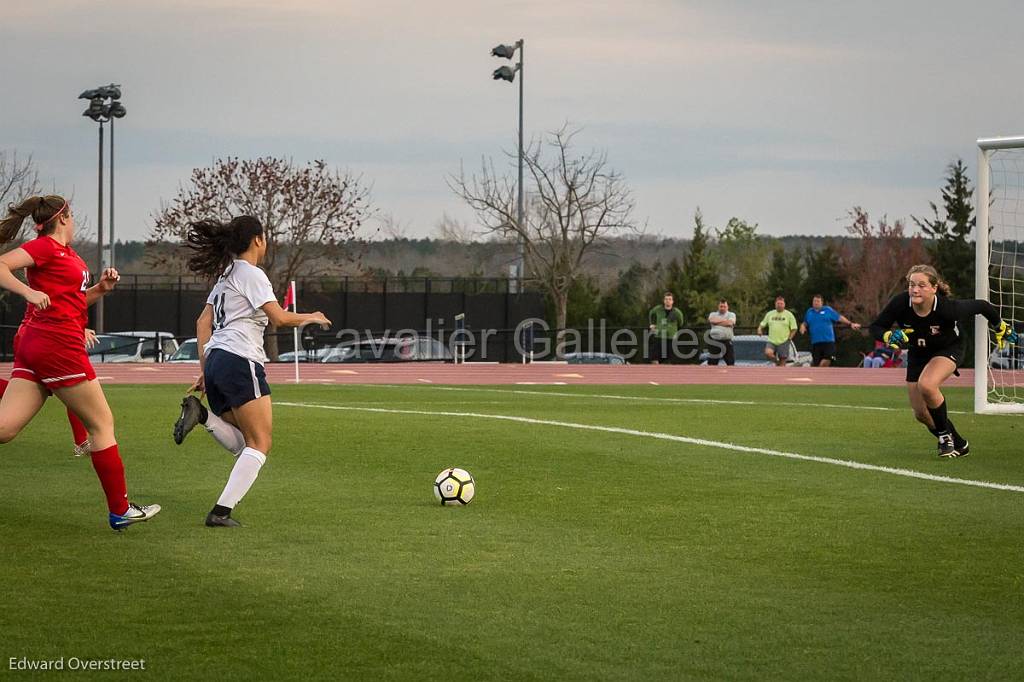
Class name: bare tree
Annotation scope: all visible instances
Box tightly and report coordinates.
[377,211,411,241]
[0,151,41,250]
[0,151,95,256]
[149,157,374,292]
[149,157,374,358]
[449,125,639,332]
[838,207,927,324]
[434,212,478,244]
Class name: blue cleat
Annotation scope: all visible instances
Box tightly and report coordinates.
[109,502,161,530]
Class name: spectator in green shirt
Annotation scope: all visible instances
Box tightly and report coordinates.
[757,295,799,366]
[648,292,685,364]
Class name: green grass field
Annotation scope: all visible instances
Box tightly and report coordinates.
[2,383,1023,680]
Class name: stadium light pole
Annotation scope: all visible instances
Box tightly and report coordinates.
[79,83,123,332]
[491,39,524,293]
[107,96,126,268]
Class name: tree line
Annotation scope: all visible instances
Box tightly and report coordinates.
[557,157,976,332]
[1,135,984,335]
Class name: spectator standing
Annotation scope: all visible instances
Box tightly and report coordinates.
[648,292,684,364]
[706,299,736,366]
[799,294,861,366]
[757,296,798,366]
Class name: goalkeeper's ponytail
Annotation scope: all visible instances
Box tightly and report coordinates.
[906,264,951,297]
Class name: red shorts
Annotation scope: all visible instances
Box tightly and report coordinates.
[12,325,96,389]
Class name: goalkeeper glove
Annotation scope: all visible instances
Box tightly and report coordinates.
[993,320,1019,350]
[883,327,912,349]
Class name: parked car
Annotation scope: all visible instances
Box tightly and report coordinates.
[699,334,812,367]
[88,331,179,363]
[990,345,1024,370]
[321,337,452,363]
[276,346,338,363]
[167,338,200,363]
[564,352,627,365]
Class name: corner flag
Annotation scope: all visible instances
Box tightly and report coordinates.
[283,281,296,311]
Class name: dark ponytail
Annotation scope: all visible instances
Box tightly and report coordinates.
[185,215,264,278]
[0,195,68,243]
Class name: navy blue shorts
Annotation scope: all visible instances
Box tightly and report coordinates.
[204,348,271,416]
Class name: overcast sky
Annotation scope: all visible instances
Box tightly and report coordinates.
[3,0,1023,244]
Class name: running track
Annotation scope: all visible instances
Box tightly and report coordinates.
[0,362,995,387]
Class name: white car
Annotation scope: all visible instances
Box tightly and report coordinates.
[88,331,179,363]
[321,337,452,363]
[990,346,1024,370]
[700,334,812,367]
[277,346,339,363]
[167,338,200,363]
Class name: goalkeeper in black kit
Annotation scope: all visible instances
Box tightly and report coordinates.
[869,264,1019,458]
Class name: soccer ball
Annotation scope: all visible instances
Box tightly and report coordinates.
[433,468,475,506]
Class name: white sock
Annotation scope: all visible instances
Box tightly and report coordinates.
[204,412,246,456]
[216,447,266,509]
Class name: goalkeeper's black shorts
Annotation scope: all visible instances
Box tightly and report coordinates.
[906,344,965,383]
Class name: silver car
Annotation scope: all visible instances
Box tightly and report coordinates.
[88,331,179,363]
[700,334,812,367]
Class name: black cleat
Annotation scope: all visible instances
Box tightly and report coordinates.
[937,433,957,458]
[205,512,241,528]
[174,395,207,445]
[953,439,970,458]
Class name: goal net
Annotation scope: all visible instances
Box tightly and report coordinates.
[975,137,1024,413]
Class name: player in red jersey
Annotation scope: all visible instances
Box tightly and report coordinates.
[0,195,160,530]
[3,308,93,457]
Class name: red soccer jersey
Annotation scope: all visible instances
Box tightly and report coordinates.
[19,236,90,336]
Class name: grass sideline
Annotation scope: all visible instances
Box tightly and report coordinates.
[1,383,1022,680]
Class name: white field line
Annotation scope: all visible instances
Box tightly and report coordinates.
[277,402,1024,494]
[385,384,972,415]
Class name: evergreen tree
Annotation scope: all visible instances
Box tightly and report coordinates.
[801,241,846,305]
[763,244,804,310]
[715,218,773,326]
[912,159,975,297]
[674,208,720,321]
[548,275,602,329]
[599,263,658,329]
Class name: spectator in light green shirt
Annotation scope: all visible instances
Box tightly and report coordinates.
[757,295,798,366]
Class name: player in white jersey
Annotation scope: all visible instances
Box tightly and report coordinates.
[171,216,330,527]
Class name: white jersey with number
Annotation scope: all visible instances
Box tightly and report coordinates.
[204,260,277,365]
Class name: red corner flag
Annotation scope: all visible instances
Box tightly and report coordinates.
[282,281,296,311]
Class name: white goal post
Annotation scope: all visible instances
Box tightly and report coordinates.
[975,136,1024,414]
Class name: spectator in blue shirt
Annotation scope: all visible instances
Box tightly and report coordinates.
[799,294,861,366]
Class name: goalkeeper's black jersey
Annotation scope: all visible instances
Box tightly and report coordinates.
[869,292,1000,356]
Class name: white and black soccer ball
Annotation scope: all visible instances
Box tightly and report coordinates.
[433,467,475,506]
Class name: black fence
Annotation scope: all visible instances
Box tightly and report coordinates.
[0,275,547,362]
[273,325,888,366]
[0,318,965,368]
[0,271,976,367]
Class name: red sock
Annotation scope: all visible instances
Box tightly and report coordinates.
[67,409,89,447]
[90,444,129,515]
